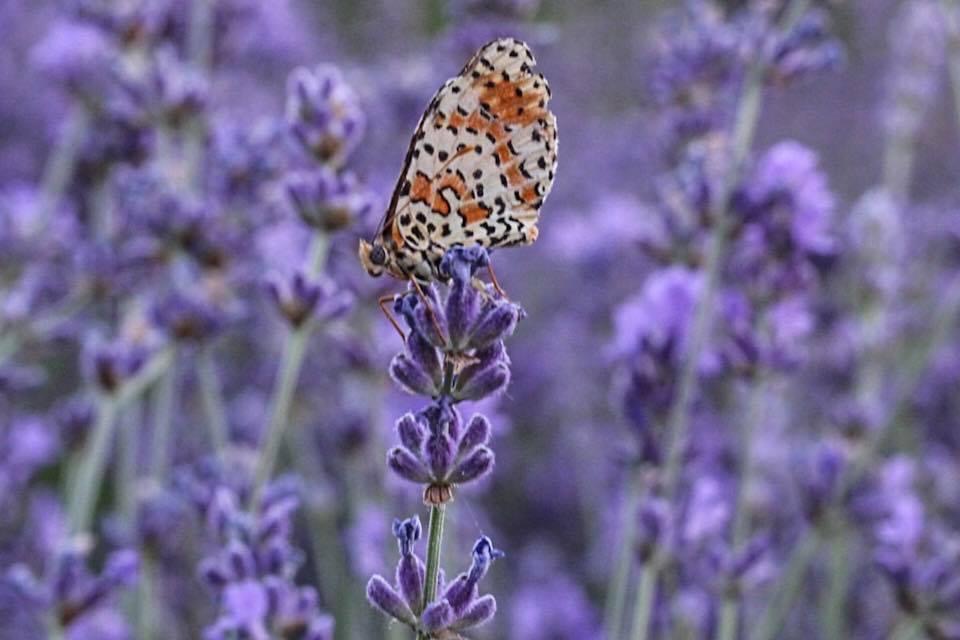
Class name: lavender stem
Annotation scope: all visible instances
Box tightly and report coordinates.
[661,58,764,498]
[148,348,179,480]
[117,403,140,522]
[641,5,813,634]
[67,348,173,533]
[750,530,821,640]
[137,553,157,640]
[628,562,658,640]
[758,272,960,635]
[68,396,118,533]
[890,617,923,640]
[252,231,329,503]
[716,377,772,640]
[418,360,457,637]
[603,469,643,639]
[717,597,739,640]
[418,503,447,640]
[630,11,778,634]
[36,105,89,226]
[197,348,229,459]
[821,521,852,640]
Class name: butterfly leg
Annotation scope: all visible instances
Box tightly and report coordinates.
[486,262,510,300]
[378,295,405,339]
[409,279,447,343]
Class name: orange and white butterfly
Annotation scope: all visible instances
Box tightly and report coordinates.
[358,38,558,287]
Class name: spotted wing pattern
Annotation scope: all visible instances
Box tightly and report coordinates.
[385,38,558,280]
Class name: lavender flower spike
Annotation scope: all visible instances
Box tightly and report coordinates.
[386,403,495,505]
[367,524,502,636]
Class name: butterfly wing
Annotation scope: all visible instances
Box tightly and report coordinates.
[389,38,558,263]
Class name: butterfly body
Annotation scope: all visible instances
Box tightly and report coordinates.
[359,38,558,286]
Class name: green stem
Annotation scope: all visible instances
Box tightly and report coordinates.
[661,52,766,498]
[149,348,178,480]
[117,403,140,523]
[418,504,447,640]
[881,132,914,202]
[36,106,89,226]
[732,377,770,545]
[306,503,351,640]
[628,562,658,640]
[604,470,643,639]
[68,396,118,534]
[713,378,771,640]
[46,614,65,640]
[251,232,329,502]
[306,232,331,275]
[90,176,114,239]
[630,7,781,628]
[137,552,157,640]
[761,9,960,626]
[717,597,739,640]
[890,616,924,640]
[760,272,960,634]
[750,530,821,640]
[197,348,229,459]
[0,333,18,363]
[821,520,852,640]
[67,348,173,534]
[252,326,311,500]
[843,271,960,493]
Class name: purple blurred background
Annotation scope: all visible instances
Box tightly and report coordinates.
[3,0,960,639]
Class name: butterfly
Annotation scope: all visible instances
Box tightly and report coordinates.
[359,38,558,292]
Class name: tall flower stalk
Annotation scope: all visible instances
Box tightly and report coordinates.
[366,246,519,638]
[612,2,838,638]
[251,63,368,502]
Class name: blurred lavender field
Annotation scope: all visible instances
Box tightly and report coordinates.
[3,0,960,638]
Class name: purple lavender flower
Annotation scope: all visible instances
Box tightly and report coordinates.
[874,522,960,637]
[150,290,229,343]
[208,121,286,204]
[0,417,60,512]
[636,497,673,564]
[197,477,333,639]
[387,403,495,504]
[81,334,152,393]
[266,270,353,329]
[285,167,373,232]
[367,522,502,636]
[384,247,518,503]
[738,140,836,259]
[53,396,95,452]
[649,2,741,149]
[30,19,119,102]
[795,440,849,525]
[6,541,138,633]
[390,247,520,397]
[881,0,946,147]
[286,64,365,167]
[757,8,843,85]
[144,46,208,129]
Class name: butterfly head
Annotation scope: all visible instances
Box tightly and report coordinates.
[358,239,391,278]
